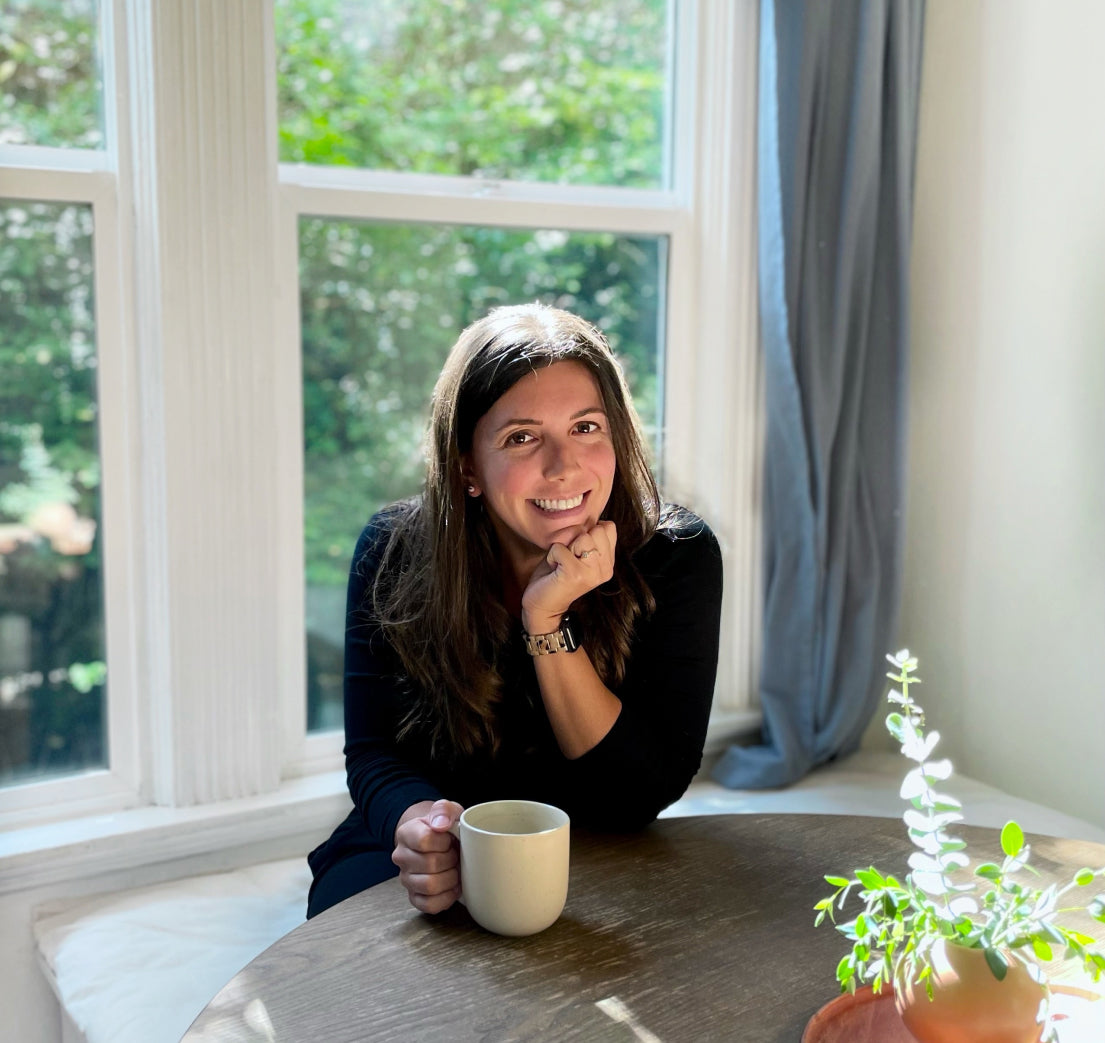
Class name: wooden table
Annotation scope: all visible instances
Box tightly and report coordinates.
[183,814,1105,1042]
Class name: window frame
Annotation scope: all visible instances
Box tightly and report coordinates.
[0,0,761,828]
[0,0,144,823]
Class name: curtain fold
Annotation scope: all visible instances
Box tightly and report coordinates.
[712,0,925,790]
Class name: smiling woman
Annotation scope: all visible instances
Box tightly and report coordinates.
[305,302,724,919]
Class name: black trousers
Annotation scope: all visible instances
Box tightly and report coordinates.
[306,809,400,918]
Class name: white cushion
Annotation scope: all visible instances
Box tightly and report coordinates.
[33,858,311,1043]
[663,750,1105,844]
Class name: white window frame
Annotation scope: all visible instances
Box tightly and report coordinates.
[0,0,144,825]
[0,0,760,832]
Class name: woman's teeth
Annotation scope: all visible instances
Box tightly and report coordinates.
[533,494,584,512]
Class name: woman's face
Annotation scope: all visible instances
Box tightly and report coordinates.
[464,360,616,574]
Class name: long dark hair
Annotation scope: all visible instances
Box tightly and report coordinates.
[372,302,662,758]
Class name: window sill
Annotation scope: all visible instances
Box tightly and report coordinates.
[0,771,351,897]
[0,710,760,897]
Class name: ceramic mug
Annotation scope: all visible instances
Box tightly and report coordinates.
[449,799,570,936]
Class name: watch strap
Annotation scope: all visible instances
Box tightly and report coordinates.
[523,612,580,655]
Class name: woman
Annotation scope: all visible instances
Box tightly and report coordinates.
[307,302,723,919]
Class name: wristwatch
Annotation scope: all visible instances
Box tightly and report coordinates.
[523,612,581,656]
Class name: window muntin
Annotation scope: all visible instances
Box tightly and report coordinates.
[0,199,106,786]
[0,0,104,150]
[300,217,665,730]
[276,0,671,188]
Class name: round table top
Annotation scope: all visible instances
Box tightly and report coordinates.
[183,813,1105,1042]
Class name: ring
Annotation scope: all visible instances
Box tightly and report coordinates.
[577,549,596,559]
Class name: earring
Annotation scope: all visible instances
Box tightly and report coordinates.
[466,485,477,496]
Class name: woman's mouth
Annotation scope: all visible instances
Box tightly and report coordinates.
[531,492,586,514]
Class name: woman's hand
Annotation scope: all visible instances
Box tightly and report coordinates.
[392,798,464,914]
[521,520,617,634]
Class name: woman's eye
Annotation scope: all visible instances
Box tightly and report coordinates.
[505,431,534,446]
[574,420,601,434]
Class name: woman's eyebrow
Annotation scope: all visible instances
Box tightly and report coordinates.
[493,416,541,433]
[492,406,605,434]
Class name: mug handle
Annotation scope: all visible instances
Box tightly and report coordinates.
[446,820,466,906]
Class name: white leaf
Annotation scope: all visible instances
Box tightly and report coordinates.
[912,832,944,855]
[904,808,962,833]
[923,758,953,780]
[904,809,933,832]
[939,851,970,870]
[1006,845,1032,874]
[902,729,940,762]
[913,870,949,896]
[900,767,928,801]
[909,852,944,873]
[948,896,979,916]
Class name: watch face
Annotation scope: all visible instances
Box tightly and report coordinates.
[559,613,580,653]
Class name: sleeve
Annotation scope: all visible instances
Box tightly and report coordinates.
[564,519,724,829]
[342,516,443,848]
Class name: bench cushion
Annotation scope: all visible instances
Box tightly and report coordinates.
[33,858,311,1043]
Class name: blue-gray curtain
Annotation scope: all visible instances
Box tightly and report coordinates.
[713,0,926,790]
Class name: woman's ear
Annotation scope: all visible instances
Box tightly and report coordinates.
[459,457,480,497]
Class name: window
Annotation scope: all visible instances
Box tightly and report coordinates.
[0,0,759,824]
[0,201,105,785]
[0,0,116,795]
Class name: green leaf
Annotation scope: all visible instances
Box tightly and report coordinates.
[825,875,851,888]
[1032,938,1053,962]
[1065,930,1095,947]
[983,947,1008,981]
[1073,868,1096,886]
[1001,821,1025,859]
[975,863,1002,881]
[855,868,884,891]
[886,713,906,744]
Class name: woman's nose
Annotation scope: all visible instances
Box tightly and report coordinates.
[542,438,579,478]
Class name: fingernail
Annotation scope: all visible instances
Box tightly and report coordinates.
[431,814,450,829]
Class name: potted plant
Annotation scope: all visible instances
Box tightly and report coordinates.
[815,650,1105,1043]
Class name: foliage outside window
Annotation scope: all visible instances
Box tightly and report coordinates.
[0,0,103,149]
[276,0,669,187]
[0,201,106,786]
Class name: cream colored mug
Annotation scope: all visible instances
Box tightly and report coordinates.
[449,799,570,937]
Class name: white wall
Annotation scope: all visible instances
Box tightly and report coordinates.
[897,0,1105,828]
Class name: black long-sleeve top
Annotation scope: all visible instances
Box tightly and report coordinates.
[310,506,723,882]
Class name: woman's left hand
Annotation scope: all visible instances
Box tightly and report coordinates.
[521,520,617,634]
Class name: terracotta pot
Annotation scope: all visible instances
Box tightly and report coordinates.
[895,939,1046,1043]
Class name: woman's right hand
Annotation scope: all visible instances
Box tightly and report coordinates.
[391,798,464,914]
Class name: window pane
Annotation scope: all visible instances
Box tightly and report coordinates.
[301,219,665,730]
[0,200,106,785]
[277,0,671,188]
[0,0,104,150]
